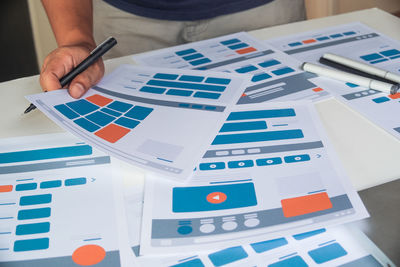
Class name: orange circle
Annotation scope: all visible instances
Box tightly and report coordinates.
[72,244,106,266]
[206,192,227,204]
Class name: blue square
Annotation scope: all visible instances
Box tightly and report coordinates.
[125,106,153,120]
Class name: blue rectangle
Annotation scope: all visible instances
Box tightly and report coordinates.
[101,107,122,117]
[205,77,231,85]
[316,36,330,41]
[115,117,140,129]
[284,154,310,163]
[227,109,296,120]
[54,104,79,119]
[220,121,267,132]
[14,238,49,252]
[182,53,204,61]
[147,79,226,92]
[252,73,271,82]
[345,82,359,88]
[125,106,153,120]
[179,75,204,82]
[18,208,51,220]
[189,58,212,66]
[208,246,248,266]
[172,182,257,212]
[212,130,303,145]
[40,180,62,189]
[199,162,225,171]
[258,59,281,68]
[0,145,92,164]
[272,67,295,76]
[372,96,390,103]
[140,86,166,94]
[269,256,308,267]
[235,65,258,73]
[228,43,249,50]
[221,38,241,45]
[370,58,389,64]
[153,73,179,80]
[66,99,99,115]
[65,177,86,186]
[171,258,205,267]
[15,183,37,191]
[86,111,115,126]
[176,48,196,56]
[293,228,326,240]
[256,157,282,166]
[16,222,50,235]
[330,33,343,38]
[228,160,254,169]
[179,75,205,82]
[19,194,52,206]
[107,101,133,112]
[251,238,288,253]
[193,91,221,99]
[308,243,347,264]
[73,118,101,132]
[288,42,302,47]
[166,89,193,97]
[360,53,383,61]
[343,31,356,35]
[379,49,400,57]
[389,55,400,59]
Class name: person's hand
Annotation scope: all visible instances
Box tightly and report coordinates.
[40,43,105,99]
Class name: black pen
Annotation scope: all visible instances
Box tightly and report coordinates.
[24,36,117,114]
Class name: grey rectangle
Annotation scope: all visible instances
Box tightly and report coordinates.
[284,33,379,55]
[151,194,353,239]
[193,50,275,70]
[342,89,380,100]
[237,73,318,104]
[93,86,225,112]
[203,141,324,158]
[0,156,110,174]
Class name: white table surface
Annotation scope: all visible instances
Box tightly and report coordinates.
[1,8,400,191]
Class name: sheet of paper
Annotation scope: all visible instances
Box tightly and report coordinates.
[26,65,248,181]
[139,101,368,254]
[267,22,400,140]
[0,133,132,266]
[122,184,392,267]
[133,32,330,103]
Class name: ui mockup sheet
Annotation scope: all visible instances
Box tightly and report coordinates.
[133,32,330,103]
[267,22,400,140]
[0,133,128,266]
[140,101,368,254]
[122,187,391,267]
[26,65,248,181]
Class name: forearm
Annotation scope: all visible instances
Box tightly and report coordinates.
[41,0,95,48]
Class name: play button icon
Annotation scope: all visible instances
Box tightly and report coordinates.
[207,192,227,204]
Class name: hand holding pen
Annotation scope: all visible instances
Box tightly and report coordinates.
[25,37,117,114]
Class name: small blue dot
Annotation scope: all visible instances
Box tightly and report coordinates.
[177,226,192,235]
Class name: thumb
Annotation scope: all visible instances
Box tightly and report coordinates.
[68,60,104,99]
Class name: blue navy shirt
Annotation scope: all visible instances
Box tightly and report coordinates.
[103,0,274,21]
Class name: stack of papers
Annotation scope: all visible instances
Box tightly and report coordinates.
[1,25,397,266]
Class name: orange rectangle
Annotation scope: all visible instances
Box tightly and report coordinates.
[95,124,130,143]
[86,94,113,107]
[281,192,332,217]
[236,47,257,55]
[313,87,323,92]
[302,39,316,44]
[0,185,13,193]
[388,93,400,99]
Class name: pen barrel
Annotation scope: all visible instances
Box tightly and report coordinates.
[302,62,394,94]
[323,53,400,84]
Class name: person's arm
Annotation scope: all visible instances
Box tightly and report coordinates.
[40,0,104,98]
